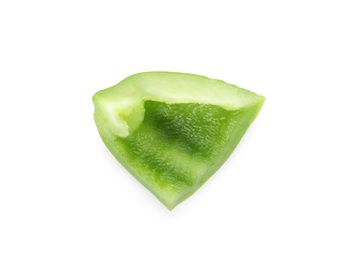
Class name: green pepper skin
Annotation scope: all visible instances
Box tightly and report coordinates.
[93,72,265,210]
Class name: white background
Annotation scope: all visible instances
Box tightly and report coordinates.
[1,1,350,259]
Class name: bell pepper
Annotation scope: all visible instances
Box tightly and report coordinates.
[93,72,265,210]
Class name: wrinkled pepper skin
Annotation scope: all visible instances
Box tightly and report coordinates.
[93,72,265,210]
